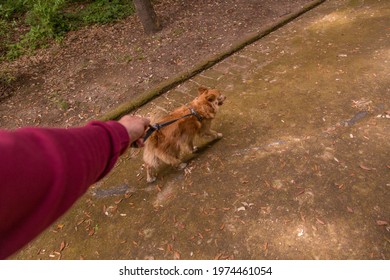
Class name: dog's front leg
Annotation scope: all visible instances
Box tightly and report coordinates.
[203,129,223,139]
[200,120,223,140]
[146,164,157,183]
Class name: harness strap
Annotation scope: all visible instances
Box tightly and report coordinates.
[143,108,203,142]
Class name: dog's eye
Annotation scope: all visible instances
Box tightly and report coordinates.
[207,95,216,102]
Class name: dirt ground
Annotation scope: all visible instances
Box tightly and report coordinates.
[0,0,312,129]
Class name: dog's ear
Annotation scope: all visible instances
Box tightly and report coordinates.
[198,87,208,95]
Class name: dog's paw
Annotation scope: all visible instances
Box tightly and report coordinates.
[178,163,187,170]
[147,176,157,183]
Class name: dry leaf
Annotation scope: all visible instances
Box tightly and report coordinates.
[59,241,66,252]
[296,189,305,196]
[316,218,326,225]
[376,220,389,226]
[88,228,95,236]
[347,207,354,213]
[124,192,132,199]
[173,251,181,260]
[264,242,268,257]
[359,163,374,171]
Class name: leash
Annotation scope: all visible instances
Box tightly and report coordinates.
[143,108,203,142]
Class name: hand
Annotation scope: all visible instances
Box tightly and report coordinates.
[118,115,150,148]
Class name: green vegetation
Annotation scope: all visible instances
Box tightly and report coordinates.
[0,0,135,60]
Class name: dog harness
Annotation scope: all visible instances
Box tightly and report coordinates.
[142,107,203,142]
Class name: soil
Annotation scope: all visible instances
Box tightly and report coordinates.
[0,0,312,129]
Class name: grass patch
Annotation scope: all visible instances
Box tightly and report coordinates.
[0,0,135,61]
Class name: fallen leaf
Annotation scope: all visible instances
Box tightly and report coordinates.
[219,224,225,230]
[296,189,305,196]
[376,220,389,226]
[237,206,246,212]
[124,192,132,199]
[59,241,66,252]
[114,198,123,205]
[88,228,95,236]
[347,207,354,213]
[173,251,181,260]
[264,242,268,257]
[359,163,375,171]
[316,218,326,225]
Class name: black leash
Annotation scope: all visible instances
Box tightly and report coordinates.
[143,108,203,142]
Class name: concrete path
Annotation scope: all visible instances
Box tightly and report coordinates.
[15,0,389,260]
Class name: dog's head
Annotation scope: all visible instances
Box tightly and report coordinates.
[197,87,226,109]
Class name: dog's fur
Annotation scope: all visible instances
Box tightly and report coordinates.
[143,87,226,183]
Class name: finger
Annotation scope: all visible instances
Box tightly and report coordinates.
[130,138,145,148]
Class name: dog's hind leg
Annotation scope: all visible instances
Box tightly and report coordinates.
[156,151,182,168]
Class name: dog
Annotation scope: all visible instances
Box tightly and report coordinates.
[143,87,226,183]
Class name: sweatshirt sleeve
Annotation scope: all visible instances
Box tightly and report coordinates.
[0,120,130,259]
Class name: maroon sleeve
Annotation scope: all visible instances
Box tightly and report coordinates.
[0,121,130,259]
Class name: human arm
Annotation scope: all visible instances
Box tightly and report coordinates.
[0,116,149,259]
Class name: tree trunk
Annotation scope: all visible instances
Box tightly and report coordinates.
[133,0,161,34]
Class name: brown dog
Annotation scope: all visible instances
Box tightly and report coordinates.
[143,87,226,183]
